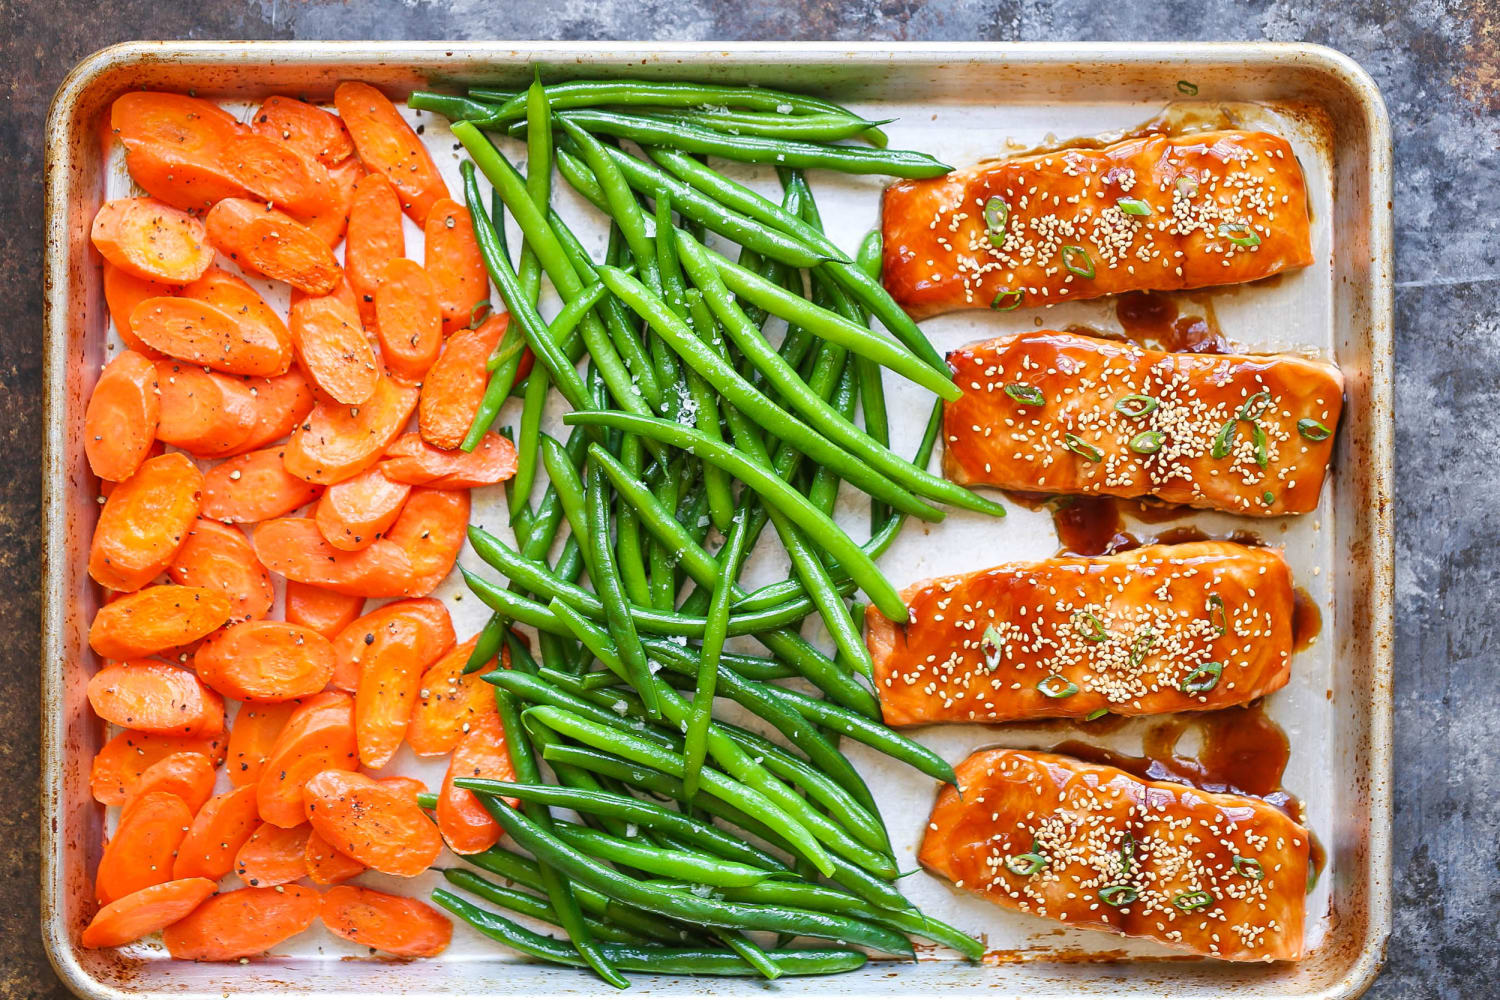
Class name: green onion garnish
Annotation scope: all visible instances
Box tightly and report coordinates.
[1180,661,1223,694]
[1062,433,1103,462]
[1128,630,1156,667]
[1210,418,1238,459]
[1175,175,1199,199]
[1207,594,1228,637]
[1120,832,1136,870]
[1114,393,1159,418]
[469,299,493,329]
[1177,80,1199,96]
[1004,383,1046,407]
[981,624,1004,670]
[990,288,1024,311]
[1251,422,1269,468]
[1116,197,1152,217]
[1074,610,1109,642]
[1232,855,1266,881]
[1100,885,1139,907]
[983,195,1011,248]
[1037,675,1079,699]
[1263,490,1276,504]
[1238,391,1272,420]
[1298,418,1332,441]
[1173,890,1215,912]
[1085,708,1109,722]
[1129,430,1164,455]
[1218,221,1262,247]
[1005,852,1048,876]
[1061,245,1095,279]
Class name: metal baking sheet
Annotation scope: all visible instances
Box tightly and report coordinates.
[41,40,1393,1000]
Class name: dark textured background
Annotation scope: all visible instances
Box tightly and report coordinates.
[2,1,1493,997]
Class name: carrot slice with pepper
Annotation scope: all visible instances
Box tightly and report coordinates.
[418,313,507,450]
[381,431,518,490]
[219,132,337,217]
[167,518,274,622]
[250,96,355,166]
[334,81,448,223]
[102,262,173,357]
[235,821,313,888]
[95,790,193,904]
[91,730,226,806]
[374,258,442,383]
[162,884,320,961]
[285,581,364,639]
[437,710,517,856]
[174,785,260,880]
[88,452,203,592]
[345,172,405,326]
[304,828,366,885]
[153,361,261,458]
[111,91,247,211]
[182,267,294,365]
[81,877,218,949]
[406,636,500,756]
[303,770,443,877]
[88,660,225,737]
[122,750,217,814]
[424,198,489,335]
[92,197,216,284]
[320,885,452,957]
[252,518,414,598]
[256,691,357,828]
[314,466,411,552]
[204,198,342,295]
[226,701,300,788]
[336,598,454,767]
[283,375,419,485]
[89,586,233,660]
[294,157,363,248]
[383,487,471,597]
[380,776,429,800]
[200,447,322,524]
[288,288,380,405]
[194,620,337,703]
[85,350,160,483]
[235,367,317,454]
[131,296,292,377]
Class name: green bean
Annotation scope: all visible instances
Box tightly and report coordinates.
[484,669,677,750]
[551,820,773,887]
[406,90,499,121]
[715,930,783,980]
[586,459,659,716]
[463,613,507,674]
[808,360,859,517]
[556,145,610,212]
[433,891,869,976]
[613,437,651,607]
[682,506,747,800]
[771,683,956,785]
[558,109,947,178]
[557,117,663,295]
[539,435,597,582]
[442,870,654,947]
[508,369,548,520]
[657,109,889,143]
[512,71,551,331]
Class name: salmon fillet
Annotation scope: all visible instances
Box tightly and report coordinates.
[882,130,1313,320]
[867,542,1293,726]
[943,331,1342,516]
[921,748,1308,962]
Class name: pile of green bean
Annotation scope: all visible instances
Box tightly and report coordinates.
[407,76,997,986]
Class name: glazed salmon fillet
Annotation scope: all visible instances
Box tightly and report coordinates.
[881,130,1313,320]
[943,331,1342,516]
[867,542,1293,726]
[921,749,1309,962]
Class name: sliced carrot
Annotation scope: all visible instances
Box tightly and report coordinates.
[102,263,173,357]
[407,637,501,756]
[91,730,227,806]
[285,581,364,639]
[200,447,322,524]
[235,821,313,888]
[131,295,292,377]
[95,790,193,904]
[288,288,380,405]
[345,172,405,326]
[294,157,362,248]
[438,710,517,856]
[234,367,317,453]
[219,132,337,217]
[381,431,518,490]
[384,487,471,597]
[418,313,507,450]
[250,96,355,166]
[91,198,215,284]
[88,659,225,737]
[302,770,442,877]
[80,877,218,949]
[162,884,320,961]
[204,198,341,295]
[181,266,294,365]
[85,350,160,482]
[374,258,442,383]
[380,776,429,800]
[256,691,357,828]
[122,750,217,814]
[334,82,448,223]
[226,701,300,788]
[167,518,274,622]
[338,598,455,767]
[173,785,261,880]
[194,621,337,702]
[424,199,489,335]
[320,885,452,957]
[283,375,419,485]
[252,518,414,598]
[314,467,410,552]
[111,91,247,211]
[153,361,261,458]
[88,452,203,592]
[304,828,366,885]
[89,586,233,660]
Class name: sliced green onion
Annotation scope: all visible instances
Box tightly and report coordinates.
[1218,221,1262,248]
[1037,675,1079,699]
[1073,610,1108,642]
[1174,175,1199,199]
[1084,708,1109,722]
[1120,832,1136,870]
[1115,198,1152,217]
[1180,661,1223,694]
[1238,391,1272,420]
[980,625,1003,670]
[1129,430,1163,455]
[1210,418,1237,459]
[469,299,493,329]
[1177,80,1199,96]
[1062,433,1103,462]
[1128,630,1155,667]
[1207,594,1228,637]
[1004,383,1046,407]
[1173,890,1215,912]
[983,195,1010,248]
[990,288,1024,311]
[1114,393,1159,418]
[1005,852,1047,876]
[1099,885,1138,907]
[1251,422,1269,468]
[1233,855,1266,881]
[1298,418,1332,441]
[1061,245,1095,279]
[1262,490,1276,504]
